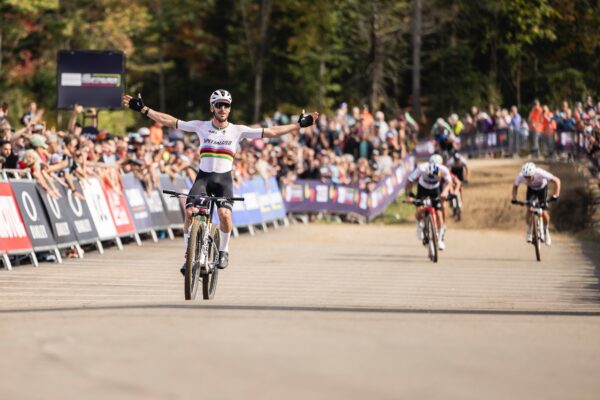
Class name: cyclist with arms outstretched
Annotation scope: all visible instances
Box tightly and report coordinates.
[123,90,318,272]
[511,162,560,245]
[405,158,452,250]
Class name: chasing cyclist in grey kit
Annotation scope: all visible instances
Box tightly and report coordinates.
[123,89,318,272]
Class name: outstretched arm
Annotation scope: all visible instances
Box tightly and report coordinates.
[122,94,178,128]
[262,111,319,138]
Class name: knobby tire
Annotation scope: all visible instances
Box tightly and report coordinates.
[185,219,201,300]
[202,224,220,300]
[533,216,541,262]
[426,214,438,263]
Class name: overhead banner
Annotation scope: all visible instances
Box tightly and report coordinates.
[101,179,136,236]
[0,182,32,253]
[122,173,154,231]
[36,185,78,246]
[9,180,56,249]
[66,182,99,243]
[81,177,117,240]
[159,174,184,226]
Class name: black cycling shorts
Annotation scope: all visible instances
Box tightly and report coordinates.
[416,184,443,210]
[187,170,233,210]
[526,186,548,203]
[450,166,464,181]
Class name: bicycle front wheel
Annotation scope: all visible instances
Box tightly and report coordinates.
[202,224,220,300]
[533,216,541,262]
[185,219,203,300]
[426,214,438,263]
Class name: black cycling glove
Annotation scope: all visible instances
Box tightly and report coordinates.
[298,112,314,128]
[550,195,559,202]
[128,93,145,112]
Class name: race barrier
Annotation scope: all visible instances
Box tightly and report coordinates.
[282,157,415,222]
[1,171,292,270]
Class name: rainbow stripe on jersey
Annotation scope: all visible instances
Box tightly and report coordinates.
[199,146,234,162]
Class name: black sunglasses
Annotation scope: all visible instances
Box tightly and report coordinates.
[213,102,231,109]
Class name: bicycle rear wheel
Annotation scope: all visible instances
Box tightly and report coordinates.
[185,219,202,300]
[426,214,438,263]
[202,224,220,300]
[533,216,541,262]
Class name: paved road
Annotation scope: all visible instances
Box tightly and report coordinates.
[1,223,599,400]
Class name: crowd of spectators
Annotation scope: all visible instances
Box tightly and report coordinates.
[0,100,420,197]
[1,94,598,200]
[440,96,600,165]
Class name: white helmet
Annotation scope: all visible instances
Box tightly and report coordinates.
[429,154,443,165]
[426,161,439,177]
[521,162,536,177]
[209,89,232,105]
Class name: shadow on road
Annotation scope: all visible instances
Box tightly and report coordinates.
[327,253,534,263]
[1,304,600,317]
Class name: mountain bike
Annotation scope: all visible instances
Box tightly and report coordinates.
[404,196,440,263]
[511,196,557,262]
[163,190,244,300]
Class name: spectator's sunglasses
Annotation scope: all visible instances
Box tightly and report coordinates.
[213,102,231,110]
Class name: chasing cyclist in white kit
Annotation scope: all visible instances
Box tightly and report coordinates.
[123,90,318,272]
[511,162,560,245]
[405,158,452,250]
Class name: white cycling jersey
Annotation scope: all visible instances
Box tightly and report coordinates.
[514,167,555,190]
[408,162,452,190]
[177,120,262,173]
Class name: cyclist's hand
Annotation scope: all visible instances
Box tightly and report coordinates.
[511,199,518,205]
[298,110,317,128]
[124,93,145,112]
[406,192,416,198]
[550,195,559,202]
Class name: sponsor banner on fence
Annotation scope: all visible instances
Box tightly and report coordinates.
[66,182,99,243]
[0,182,32,252]
[9,180,56,249]
[81,177,117,239]
[36,185,78,246]
[158,174,184,226]
[101,179,136,236]
[122,173,154,231]
[144,189,171,229]
[230,179,264,227]
[283,158,413,221]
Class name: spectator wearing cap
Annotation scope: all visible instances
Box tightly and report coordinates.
[30,133,49,164]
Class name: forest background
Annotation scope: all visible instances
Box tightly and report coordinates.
[1,0,598,134]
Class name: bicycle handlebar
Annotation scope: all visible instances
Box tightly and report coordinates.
[161,190,244,202]
[402,196,441,207]
[511,196,557,207]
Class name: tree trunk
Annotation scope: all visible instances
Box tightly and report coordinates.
[157,0,165,110]
[252,0,273,123]
[411,0,422,125]
[318,54,325,112]
[369,2,384,112]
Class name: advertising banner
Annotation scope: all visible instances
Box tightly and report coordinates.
[121,173,154,231]
[0,182,32,252]
[9,180,56,249]
[101,179,136,236]
[65,182,99,243]
[159,174,184,226]
[81,177,117,239]
[36,185,78,246]
[231,178,266,227]
[144,189,170,229]
[283,160,412,221]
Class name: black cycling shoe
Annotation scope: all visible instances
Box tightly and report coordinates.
[180,263,186,277]
[218,251,229,269]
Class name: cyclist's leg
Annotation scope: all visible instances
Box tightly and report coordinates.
[208,172,234,268]
[186,170,209,246]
